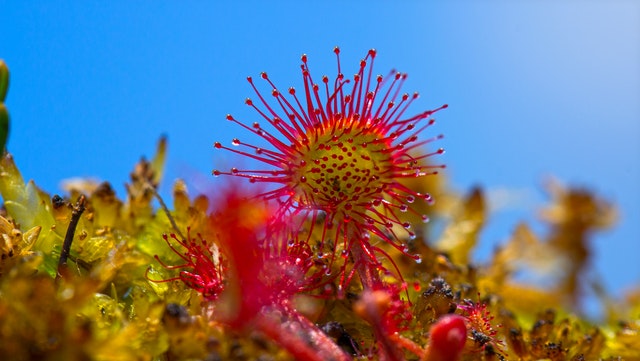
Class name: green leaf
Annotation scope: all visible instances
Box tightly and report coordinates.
[0,104,8,151]
[0,60,8,103]
[0,60,9,151]
[0,154,59,255]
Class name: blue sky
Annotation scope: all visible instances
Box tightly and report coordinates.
[1,2,638,312]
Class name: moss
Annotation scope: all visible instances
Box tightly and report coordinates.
[0,57,638,361]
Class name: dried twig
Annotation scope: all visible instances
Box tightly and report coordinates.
[56,195,86,280]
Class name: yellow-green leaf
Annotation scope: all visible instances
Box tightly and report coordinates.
[0,60,9,102]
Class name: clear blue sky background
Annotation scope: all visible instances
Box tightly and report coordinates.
[1,2,638,314]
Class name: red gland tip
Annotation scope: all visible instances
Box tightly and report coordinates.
[333,46,340,55]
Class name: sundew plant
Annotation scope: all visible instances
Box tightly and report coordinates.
[0,51,639,361]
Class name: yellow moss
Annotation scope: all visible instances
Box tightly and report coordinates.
[0,154,60,257]
[0,137,637,360]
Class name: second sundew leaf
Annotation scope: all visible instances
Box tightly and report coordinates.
[136,181,213,270]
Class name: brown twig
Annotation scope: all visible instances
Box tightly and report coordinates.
[56,195,86,280]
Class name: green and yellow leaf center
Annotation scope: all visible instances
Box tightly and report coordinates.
[292,127,393,213]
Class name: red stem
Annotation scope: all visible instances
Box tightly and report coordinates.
[254,305,352,361]
[350,232,405,361]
